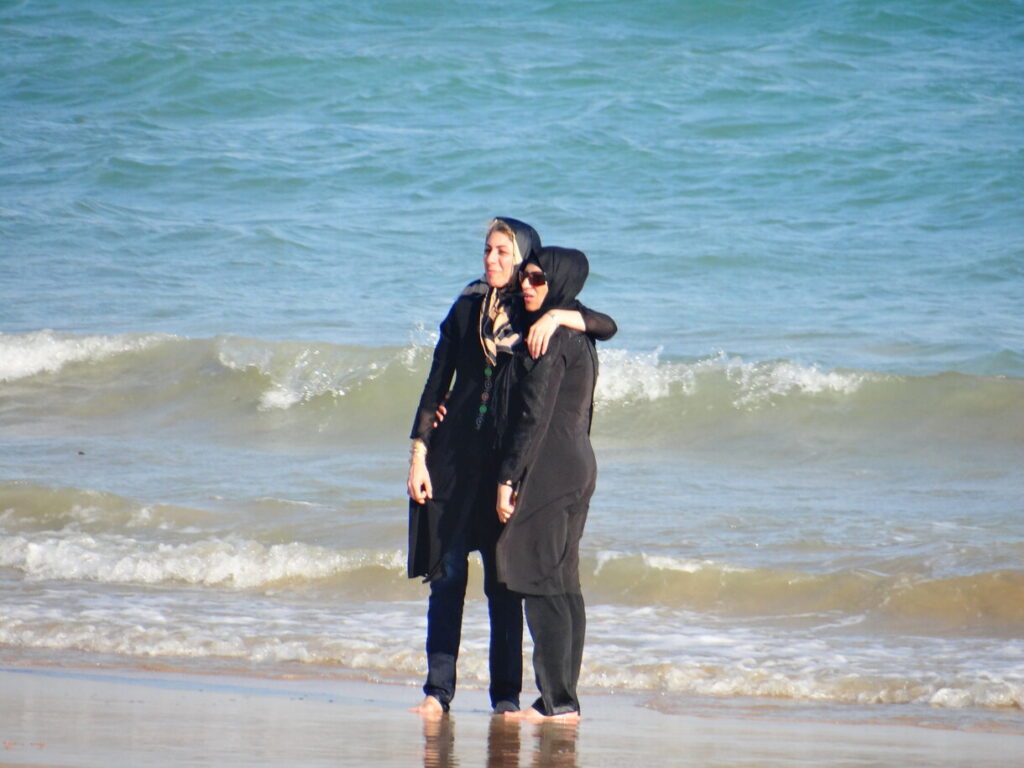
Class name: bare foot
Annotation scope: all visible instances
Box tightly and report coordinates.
[410,695,446,718]
[543,710,581,724]
[503,706,580,723]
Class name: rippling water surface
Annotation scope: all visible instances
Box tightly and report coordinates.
[2,0,1022,729]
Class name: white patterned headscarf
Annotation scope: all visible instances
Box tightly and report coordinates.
[478,217,539,365]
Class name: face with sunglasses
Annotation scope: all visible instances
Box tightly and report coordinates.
[520,263,548,312]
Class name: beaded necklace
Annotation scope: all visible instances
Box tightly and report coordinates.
[474,364,494,430]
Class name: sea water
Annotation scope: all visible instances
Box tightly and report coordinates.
[1,0,1022,728]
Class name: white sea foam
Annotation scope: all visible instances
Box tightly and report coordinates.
[594,348,876,409]
[578,604,1024,709]
[930,683,1024,709]
[2,577,1021,712]
[594,347,687,404]
[0,532,405,588]
[593,550,751,576]
[0,600,428,675]
[718,354,873,408]
[642,553,751,574]
[215,337,394,410]
[0,330,169,382]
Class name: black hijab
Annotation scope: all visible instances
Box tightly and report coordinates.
[522,246,590,325]
[493,246,593,447]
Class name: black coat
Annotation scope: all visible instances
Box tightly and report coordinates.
[494,246,601,595]
[407,284,503,581]
[495,327,598,595]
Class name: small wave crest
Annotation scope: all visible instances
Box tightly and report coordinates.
[581,651,1024,710]
[0,331,875,412]
[0,531,406,589]
[0,482,208,534]
[3,331,1020,451]
[593,349,1024,452]
[0,331,429,439]
[595,348,875,410]
[587,552,1024,634]
[0,329,171,382]
[215,335,428,411]
[2,588,1019,713]
[0,599,428,674]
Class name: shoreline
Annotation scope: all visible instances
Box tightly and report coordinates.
[2,663,1021,767]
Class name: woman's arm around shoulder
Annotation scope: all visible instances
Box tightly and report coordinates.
[525,302,616,359]
[577,302,617,341]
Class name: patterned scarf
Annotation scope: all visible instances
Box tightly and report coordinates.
[478,235,524,366]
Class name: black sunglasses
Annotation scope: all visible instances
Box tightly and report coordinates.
[521,270,547,287]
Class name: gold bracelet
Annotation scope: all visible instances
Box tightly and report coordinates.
[410,439,427,465]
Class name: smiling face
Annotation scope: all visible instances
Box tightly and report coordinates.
[483,230,517,288]
[521,262,548,312]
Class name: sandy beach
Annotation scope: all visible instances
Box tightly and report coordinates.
[1,664,1020,768]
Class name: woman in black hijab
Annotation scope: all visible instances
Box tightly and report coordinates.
[494,246,600,722]
[407,220,616,717]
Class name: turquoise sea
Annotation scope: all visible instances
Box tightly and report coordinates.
[2,0,1022,730]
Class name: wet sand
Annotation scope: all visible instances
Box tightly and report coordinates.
[1,665,1021,767]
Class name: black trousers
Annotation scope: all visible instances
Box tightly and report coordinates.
[424,535,523,710]
[523,592,586,715]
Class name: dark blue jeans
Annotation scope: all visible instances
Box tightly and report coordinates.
[424,536,523,710]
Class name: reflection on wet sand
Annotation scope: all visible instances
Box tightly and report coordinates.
[526,721,579,768]
[422,715,580,768]
[422,715,455,768]
[486,716,520,768]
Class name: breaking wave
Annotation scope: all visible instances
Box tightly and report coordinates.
[2,331,1021,450]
